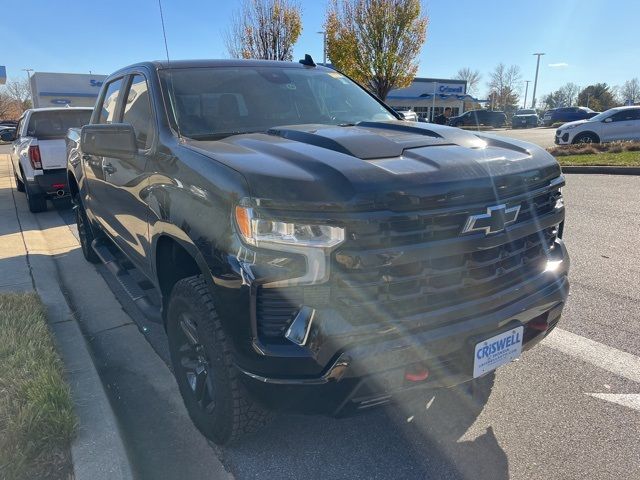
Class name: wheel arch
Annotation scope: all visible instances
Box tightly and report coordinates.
[572,130,600,144]
[151,230,217,327]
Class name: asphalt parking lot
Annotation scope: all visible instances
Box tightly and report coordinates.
[2,143,638,479]
[488,126,556,148]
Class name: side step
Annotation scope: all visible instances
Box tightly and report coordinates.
[91,238,162,323]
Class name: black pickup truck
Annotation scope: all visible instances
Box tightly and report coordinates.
[67,59,569,444]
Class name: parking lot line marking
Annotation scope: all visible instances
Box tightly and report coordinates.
[543,328,640,384]
[586,393,640,412]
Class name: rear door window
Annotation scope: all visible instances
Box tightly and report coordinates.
[25,110,92,139]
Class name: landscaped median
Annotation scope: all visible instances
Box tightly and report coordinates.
[0,293,76,480]
[548,141,640,167]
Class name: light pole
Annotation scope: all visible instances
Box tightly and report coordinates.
[531,53,545,108]
[523,80,531,109]
[317,31,327,66]
[432,81,438,121]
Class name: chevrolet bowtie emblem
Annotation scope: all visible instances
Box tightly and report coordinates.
[461,204,521,235]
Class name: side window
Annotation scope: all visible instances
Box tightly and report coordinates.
[122,75,154,150]
[98,78,124,124]
[611,109,640,122]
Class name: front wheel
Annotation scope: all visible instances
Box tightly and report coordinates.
[167,275,271,444]
[573,132,599,144]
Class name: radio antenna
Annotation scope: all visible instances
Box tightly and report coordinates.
[158,0,171,63]
[157,0,182,139]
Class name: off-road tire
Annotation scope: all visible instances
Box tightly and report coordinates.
[167,275,271,444]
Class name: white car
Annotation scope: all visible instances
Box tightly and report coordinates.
[554,106,640,145]
[8,107,92,212]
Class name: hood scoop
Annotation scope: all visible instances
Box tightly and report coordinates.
[267,122,450,160]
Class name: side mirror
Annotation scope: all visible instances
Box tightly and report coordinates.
[603,117,613,123]
[0,130,15,142]
[80,123,137,158]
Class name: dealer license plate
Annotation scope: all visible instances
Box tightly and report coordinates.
[473,326,523,378]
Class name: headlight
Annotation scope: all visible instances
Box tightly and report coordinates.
[235,206,345,248]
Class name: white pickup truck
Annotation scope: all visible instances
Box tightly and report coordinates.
[7,107,92,212]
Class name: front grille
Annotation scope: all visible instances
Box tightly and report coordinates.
[255,182,563,341]
[347,186,561,249]
[333,227,558,325]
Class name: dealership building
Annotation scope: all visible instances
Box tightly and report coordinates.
[387,77,485,121]
[29,72,107,108]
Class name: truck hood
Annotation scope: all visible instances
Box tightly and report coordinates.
[183,121,561,210]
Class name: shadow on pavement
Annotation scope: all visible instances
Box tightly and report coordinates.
[218,381,508,480]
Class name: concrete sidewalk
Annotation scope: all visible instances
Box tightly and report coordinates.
[0,154,134,480]
[0,156,33,292]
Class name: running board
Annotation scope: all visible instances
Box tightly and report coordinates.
[91,238,162,323]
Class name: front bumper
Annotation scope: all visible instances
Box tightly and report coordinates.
[555,131,570,145]
[237,242,569,415]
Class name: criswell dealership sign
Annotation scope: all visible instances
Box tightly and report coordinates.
[438,84,464,93]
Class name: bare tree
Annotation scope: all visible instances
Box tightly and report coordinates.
[487,63,521,111]
[225,0,303,61]
[0,92,15,118]
[558,82,579,106]
[4,79,32,111]
[455,67,481,95]
[620,78,640,104]
[325,0,428,100]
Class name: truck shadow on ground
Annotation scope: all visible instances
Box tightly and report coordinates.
[220,385,509,480]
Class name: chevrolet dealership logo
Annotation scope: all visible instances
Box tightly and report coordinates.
[461,204,520,235]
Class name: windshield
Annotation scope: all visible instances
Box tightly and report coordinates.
[26,110,92,139]
[160,67,395,140]
[587,110,612,121]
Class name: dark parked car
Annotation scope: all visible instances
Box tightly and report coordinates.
[0,125,16,142]
[448,109,507,128]
[67,59,569,444]
[542,106,599,126]
[511,109,539,128]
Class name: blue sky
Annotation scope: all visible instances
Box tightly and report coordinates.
[2,0,638,98]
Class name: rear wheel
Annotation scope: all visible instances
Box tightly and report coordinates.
[14,171,25,192]
[167,275,271,444]
[75,195,100,263]
[573,132,599,144]
[25,180,47,213]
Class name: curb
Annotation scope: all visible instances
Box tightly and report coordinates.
[6,159,135,480]
[561,165,640,175]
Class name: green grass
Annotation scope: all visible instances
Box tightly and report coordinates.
[0,293,76,480]
[557,150,640,166]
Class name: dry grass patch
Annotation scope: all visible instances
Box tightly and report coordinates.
[0,293,76,480]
